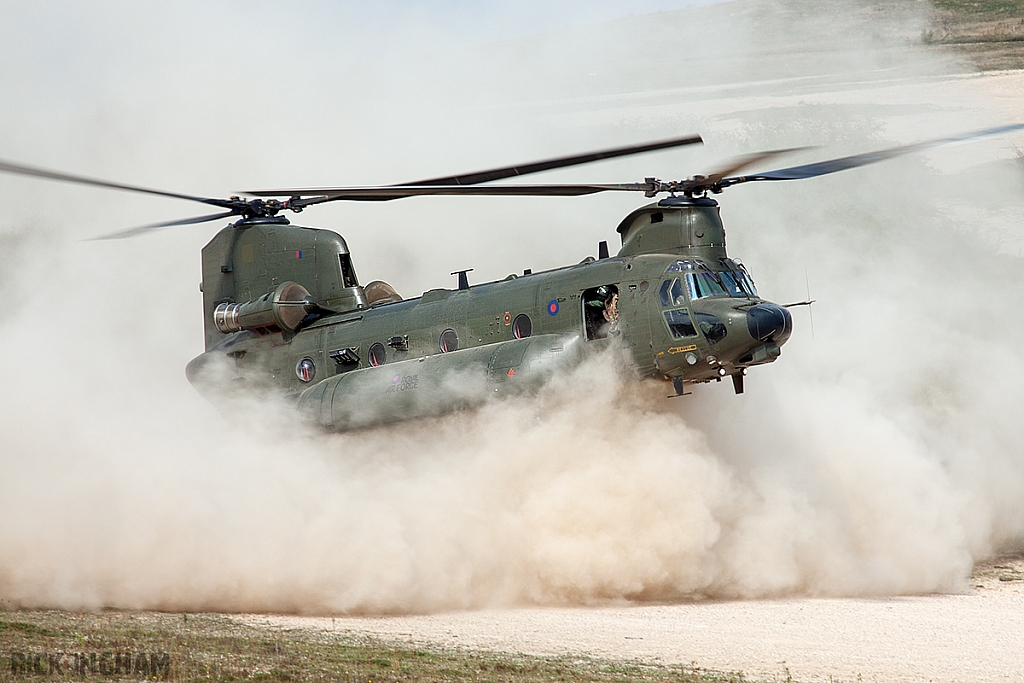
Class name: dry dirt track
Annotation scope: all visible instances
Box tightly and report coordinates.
[253,555,1024,683]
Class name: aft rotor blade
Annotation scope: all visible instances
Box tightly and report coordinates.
[303,183,650,200]
[677,147,811,194]
[701,147,811,182]
[89,211,238,240]
[720,123,1024,187]
[248,134,702,199]
[405,134,702,186]
[0,158,237,209]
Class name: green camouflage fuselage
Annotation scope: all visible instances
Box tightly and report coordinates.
[186,197,792,430]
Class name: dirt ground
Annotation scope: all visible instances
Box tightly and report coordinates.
[252,553,1024,683]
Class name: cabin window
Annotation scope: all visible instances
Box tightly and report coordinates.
[439,328,459,353]
[664,309,697,339]
[583,284,619,341]
[295,357,316,382]
[368,342,387,366]
[340,254,359,288]
[512,314,532,339]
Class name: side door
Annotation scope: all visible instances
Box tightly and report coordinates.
[619,277,656,376]
[650,276,702,376]
[535,272,579,336]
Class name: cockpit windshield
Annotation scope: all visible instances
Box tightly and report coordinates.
[662,259,758,301]
[721,258,758,298]
[685,270,729,300]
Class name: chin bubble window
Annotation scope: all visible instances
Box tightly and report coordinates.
[694,312,727,344]
[663,309,697,338]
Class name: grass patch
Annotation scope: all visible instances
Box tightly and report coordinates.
[0,610,760,683]
[927,0,1023,21]
[912,0,1024,70]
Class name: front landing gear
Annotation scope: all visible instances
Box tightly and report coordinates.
[670,376,692,397]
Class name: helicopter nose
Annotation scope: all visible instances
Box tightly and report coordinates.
[747,304,793,346]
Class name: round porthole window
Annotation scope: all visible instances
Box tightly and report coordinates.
[368,342,387,367]
[295,357,316,382]
[439,328,459,353]
[512,314,532,339]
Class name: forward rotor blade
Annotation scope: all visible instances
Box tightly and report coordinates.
[248,134,702,199]
[720,123,1024,187]
[0,158,236,209]
[305,183,649,200]
[89,211,238,240]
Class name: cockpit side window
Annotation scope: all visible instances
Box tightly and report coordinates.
[659,279,686,307]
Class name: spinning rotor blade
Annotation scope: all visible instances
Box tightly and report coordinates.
[248,134,702,200]
[0,158,237,209]
[719,123,1024,188]
[406,133,703,186]
[676,147,810,194]
[699,147,810,182]
[89,211,239,240]
[285,183,650,200]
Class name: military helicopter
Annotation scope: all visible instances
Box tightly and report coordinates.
[1,124,1020,431]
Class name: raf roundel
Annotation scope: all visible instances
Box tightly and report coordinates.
[547,300,559,316]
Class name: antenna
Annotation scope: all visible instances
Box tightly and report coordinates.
[782,266,816,336]
[805,267,815,340]
[451,269,473,291]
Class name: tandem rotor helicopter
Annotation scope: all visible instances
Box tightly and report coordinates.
[2,124,1021,430]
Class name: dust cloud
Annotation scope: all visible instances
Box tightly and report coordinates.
[1,0,1024,613]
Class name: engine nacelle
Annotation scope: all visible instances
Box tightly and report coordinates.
[213,281,312,335]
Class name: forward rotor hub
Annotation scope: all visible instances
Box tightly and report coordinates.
[229,197,287,219]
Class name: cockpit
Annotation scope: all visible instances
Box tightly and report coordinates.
[660,258,758,303]
[657,258,759,345]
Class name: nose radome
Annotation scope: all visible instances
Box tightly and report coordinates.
[747,304,793,346]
